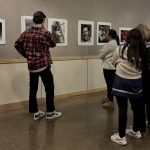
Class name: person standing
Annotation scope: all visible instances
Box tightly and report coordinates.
[111,29,147,145]
[14,11,62,120]
[98,29,119,109]
[135,24,150,131]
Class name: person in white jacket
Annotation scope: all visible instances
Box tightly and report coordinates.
[98,29,119,109]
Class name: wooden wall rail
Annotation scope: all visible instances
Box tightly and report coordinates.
[0,56,100,64]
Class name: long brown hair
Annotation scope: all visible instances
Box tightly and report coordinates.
[135,24,150,42]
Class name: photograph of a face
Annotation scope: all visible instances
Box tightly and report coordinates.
[119,27,132,44]
[97,22,111,45]
[21,16,34,33]
[48,18,67,46]
[78,20,94,46]
[0,19,5,44]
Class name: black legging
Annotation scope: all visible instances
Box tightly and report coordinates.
[103,69,116,102]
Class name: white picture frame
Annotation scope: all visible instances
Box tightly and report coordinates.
[0,18,5,44]
[48,18,67,46]
[97,22,111,45]
[119,27,132,44]
[78,20,94,46]
[21,16,34,33]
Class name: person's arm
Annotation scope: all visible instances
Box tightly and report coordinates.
[111,46,120,67]
[98,43,111,60]
[14,34,27,58]
[46,31,56,48]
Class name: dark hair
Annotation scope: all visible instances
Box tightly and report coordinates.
[120,28,147,70]
[33,11,46,24]
[82,25,89,31]
[108,29,120,45]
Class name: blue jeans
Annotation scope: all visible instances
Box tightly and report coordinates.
[29,66,55,113]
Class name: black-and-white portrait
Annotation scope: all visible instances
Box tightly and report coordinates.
[0,19,5,44]
[21,16,33,33]
[97,22,111,45]
[48,18,67,46]
[78,21,94,46]
[81,24,91,43]
[25,19,34,30]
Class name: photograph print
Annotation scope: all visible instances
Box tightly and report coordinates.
[119,27,132,44]
[97,22,111,45]
[0,18,5,44]
[78,20,94,46]
[48,18,67,46]
[21,16,35,33]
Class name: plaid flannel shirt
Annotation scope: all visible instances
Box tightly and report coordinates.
[14,26,56,71]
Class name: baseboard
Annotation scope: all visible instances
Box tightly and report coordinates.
[0,87,106,110]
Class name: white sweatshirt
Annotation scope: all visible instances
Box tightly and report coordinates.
[99,40,118,70]
[111,45,142,79]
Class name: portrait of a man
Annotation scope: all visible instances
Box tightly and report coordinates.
[78,20,94,46]
[81,25,91,43]
[48,18,67,46]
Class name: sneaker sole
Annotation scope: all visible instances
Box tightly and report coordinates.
[111,137,127,146]
[33,113,45,121]
[46,113,62,120]
[126,131,141,138]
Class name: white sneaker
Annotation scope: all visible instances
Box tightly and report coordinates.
[33,111,45,120]
[111,133,127,146]
[46,111,62,120]
[126,128,141,138]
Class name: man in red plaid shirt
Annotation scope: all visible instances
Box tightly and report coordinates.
[15,11,62,120]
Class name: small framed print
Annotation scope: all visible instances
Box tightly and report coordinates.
[0,19,5,44]
[48,18,67,46]
[119,27,132,44]
[97,22,111,45]
[21,16,34,33]
[78,20,94,46]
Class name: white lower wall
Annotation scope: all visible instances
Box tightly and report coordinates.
[0,59,106,105]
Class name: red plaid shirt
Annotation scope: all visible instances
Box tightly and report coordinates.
[14,26,56,71]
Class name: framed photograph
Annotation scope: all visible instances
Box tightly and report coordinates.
[21,16,35,33]
[0,18,5,44]
[119,27,132,44]
[48,18,67,46]
[97,22,111,45]
[78,20,94,46]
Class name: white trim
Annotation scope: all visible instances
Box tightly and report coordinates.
[0,18,5,44]
[112,88,142,95]
[97,22,111,45]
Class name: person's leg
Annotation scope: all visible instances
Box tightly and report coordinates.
[116,96,128,138]
[29,72,39,113]
[103,69,115,102]
[129,98,141,132]
[139,96,146,133]
[40,66,55,112]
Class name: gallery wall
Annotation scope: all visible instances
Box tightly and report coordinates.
[0,0,150,59]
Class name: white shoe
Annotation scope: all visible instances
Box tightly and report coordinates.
[126,128,141,138]
[46,111,62,120]
[111,133,127,146]
[33,111,45,120]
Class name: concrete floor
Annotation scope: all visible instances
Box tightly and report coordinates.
[0,91,150,150]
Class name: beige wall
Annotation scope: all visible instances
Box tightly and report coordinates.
[0,0,150,59]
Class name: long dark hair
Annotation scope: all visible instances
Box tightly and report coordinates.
[108,29,120,45]
[120,28,147,70]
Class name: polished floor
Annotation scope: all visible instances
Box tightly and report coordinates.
[0,91,150,150]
